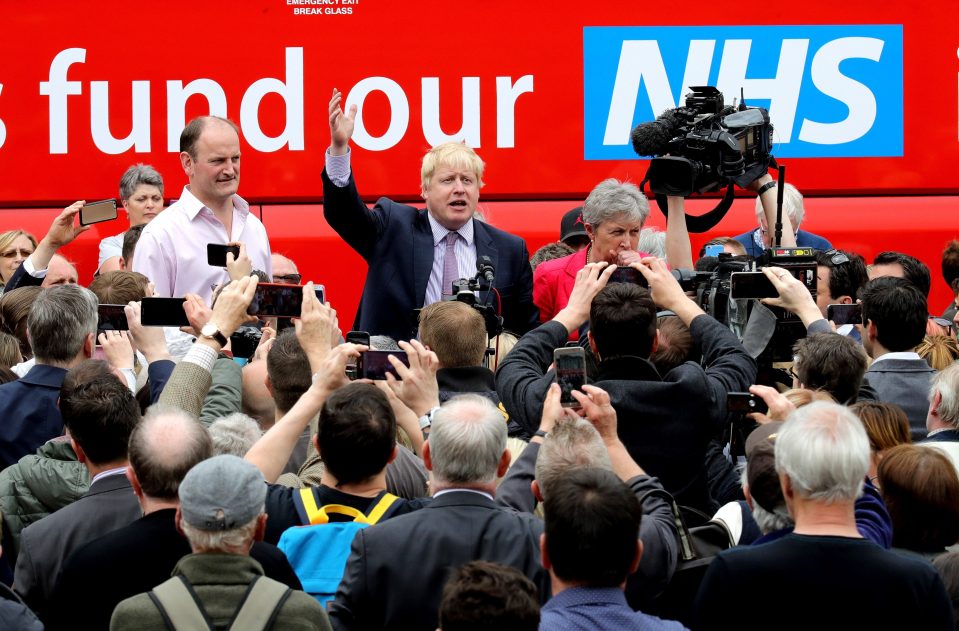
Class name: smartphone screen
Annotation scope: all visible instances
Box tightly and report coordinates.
[97,304,129,332]
[729,272,779,300]
[827,303,863,326]
[346,331,371,346]
[248,283,304,318]
[554,347,586,407]
[357,350,409,380]
[207,243,241,267]
[314,284,326,304]
[80,199,118,226]
[704,244,724,257]
[141,297,190,327]
[727,392,768,414]
[607,266,648,288]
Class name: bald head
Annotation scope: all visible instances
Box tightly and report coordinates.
[271,253,300,284]
[42,254,78,287]
[128,406,213,501]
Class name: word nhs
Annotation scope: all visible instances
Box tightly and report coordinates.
[583,25,903,159]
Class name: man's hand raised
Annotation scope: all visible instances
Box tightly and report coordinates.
[30,202,90,271]
[329,88,357,156]
[633,256,703,325]
[759,267,822,328]
[553,262,616,333]
[294,282,338,372]
[385,339,440,418]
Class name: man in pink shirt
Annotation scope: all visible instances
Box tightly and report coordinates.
[133,116,271,303]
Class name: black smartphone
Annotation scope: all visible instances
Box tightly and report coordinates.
[727,392,769,414]
[356,350,409,380]
[827,303,863,326]
[97,304,129,332]
[608,266,649,288]
[207,243,241,267]
[729,271,779,300]
[80,199,118,226]
[554,346,587,407]
[248,283,326,318]
[141,297,190,327]
[345,331,370,378]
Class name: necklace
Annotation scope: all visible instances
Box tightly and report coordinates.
[586,242,593,264]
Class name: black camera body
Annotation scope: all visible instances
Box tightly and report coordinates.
[633,86,774,198]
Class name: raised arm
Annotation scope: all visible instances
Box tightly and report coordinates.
[664,195,694,271]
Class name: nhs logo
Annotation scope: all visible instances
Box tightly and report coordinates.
[583,25,903,160]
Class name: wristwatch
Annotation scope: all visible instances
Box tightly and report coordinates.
[419,406,441,431]
[200,322,228,347]
[534,429,550,439]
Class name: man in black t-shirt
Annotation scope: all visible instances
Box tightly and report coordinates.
[694,402,953,630]
[260,382,430,544]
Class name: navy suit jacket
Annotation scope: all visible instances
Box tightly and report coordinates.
[0,364,67,469]
[322,170,539,341]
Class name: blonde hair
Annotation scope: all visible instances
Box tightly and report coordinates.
[421,142,485,193]
[0,230,37,283]
[917,336,959,371]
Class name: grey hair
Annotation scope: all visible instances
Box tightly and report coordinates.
[775,401,870,503]
[119,163,164,200]
[180,512,261,554]
[27,285,97,364]
[638,227,666,259]
[582,179,649,229]
[428,394,507,486]
[370,335,401,351]
[208,413,263,457]
[534,417,612,499]
[739,467,793,534]
[931,362,959,428]
[754,182,804,228]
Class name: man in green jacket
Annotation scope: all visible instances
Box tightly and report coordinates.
[110,454,329,631]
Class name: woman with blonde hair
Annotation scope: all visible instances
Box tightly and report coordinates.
[0,230,37,293]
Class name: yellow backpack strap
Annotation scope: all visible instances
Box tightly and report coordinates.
[365,493,399,525]
[298,487,328,525]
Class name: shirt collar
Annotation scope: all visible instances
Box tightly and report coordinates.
[427,211,475,247]
[870,351,922,364]
[542,586,627,611]
[432,488,494,501]
[179,186,249,221]
[91,466,128,486]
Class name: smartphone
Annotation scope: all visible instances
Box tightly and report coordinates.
[827,303,863,326]
[608,266,649,288]
[141,297,190,327]
[704,244,724,258]
[554,347,587,408]
[247,283,325,318]
[207,243,241,267]
[727,392,769,414]
[97,304,129,332]
[729,271,779,300]
[80,199,118,226]
[345,331,370,378]
[356,350,409,380]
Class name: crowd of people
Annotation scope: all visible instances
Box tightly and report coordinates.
[0,93,957,630]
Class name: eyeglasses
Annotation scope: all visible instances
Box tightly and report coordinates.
[0,248,32,259]
[822,249,849,266]
[273,273,302,285]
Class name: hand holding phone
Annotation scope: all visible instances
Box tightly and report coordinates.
[729,272,779,300]
[356,350,409,380]
[826,303,863,326]
[141,297,190,327]
[727,392,769,414]
[554,347,587,407]
[97,304,129,332]
[608,266,649,288]
[207,243,241,268]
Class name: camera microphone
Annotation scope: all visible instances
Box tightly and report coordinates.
[477,256,495,284]
[630,108,686,156]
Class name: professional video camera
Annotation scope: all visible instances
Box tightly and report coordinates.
[442,255,504,339]
[632,86,775,232]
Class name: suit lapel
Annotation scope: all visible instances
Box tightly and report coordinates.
[413,210,435,306]
[474,220,498,303]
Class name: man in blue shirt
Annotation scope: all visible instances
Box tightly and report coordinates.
[732,183,831,257]
[539,469,686,631]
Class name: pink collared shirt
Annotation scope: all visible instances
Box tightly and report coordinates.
[132,186,272,303]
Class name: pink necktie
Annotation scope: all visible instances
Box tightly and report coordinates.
[441,231,460,296]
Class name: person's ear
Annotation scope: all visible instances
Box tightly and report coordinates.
[539,533,551,570]
[650,329,661,355]
[126,465,143,499]
[531,480,544,503]
[175,507,185,536]
[265,374,273,397]
[839,295,853,305]
[629,539,644,575]
[422,440,434,472]
[70,438,87,464]
[496,449,512,478]
[388,444,398,465]
[180,151,194,176]
[584,223,595,241]
[253,513,268,542]
[587,331,599,358]
[83,331,95,358]
[743,483,753,511]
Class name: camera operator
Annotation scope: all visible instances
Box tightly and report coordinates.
[497,258,756,512]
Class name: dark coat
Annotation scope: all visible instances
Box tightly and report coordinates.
[322,171,539,341]
[496,316,756,511]
[0,364,67,470]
